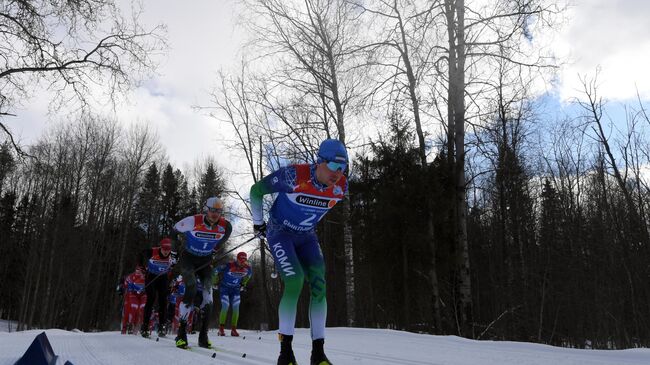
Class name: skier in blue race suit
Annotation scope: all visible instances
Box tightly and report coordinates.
[249,139,348,365]
[172,197,232,349]
[138,237,174,338]
[213,251,252,337]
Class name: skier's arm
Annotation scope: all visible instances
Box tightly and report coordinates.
[171,216,194,253]
[214,264,227,278]
[210,221,232,261]
[220,221,233,245]
[249,167,294,225]
[212,267,224,287]
[242,267,252,288]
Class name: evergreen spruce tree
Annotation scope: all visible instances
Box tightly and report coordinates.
[160,164,181,236]
[197,163,225,204]
[136,163,161,244]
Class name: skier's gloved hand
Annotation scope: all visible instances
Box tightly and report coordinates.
[253,222,267,238]
[240,286,247,293]
[170,251,178,265]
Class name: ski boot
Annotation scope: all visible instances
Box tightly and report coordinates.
[231,326,239,337]
[198,330,212,349]
[140,323,150,338]
[157,323,166,338]
[175,320,189,349]
[277,334,298,365]
[217,324,226,336]
[310,339,332,365]
[197,304,213,348]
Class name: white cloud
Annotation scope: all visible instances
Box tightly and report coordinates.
[117,0,246,169]
[10,0,650,171]
[555,0,650,101]
[9,0,246,173]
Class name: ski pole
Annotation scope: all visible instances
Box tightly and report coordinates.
[192,233,262,273]
[141,234,260,291]
[261,241,279,278]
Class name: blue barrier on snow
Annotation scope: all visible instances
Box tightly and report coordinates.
[14,331,73,365]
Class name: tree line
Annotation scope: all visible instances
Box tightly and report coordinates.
[0,116,228,331]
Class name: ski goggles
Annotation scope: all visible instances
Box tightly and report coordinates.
[325,160,347,172]
[207,207,223,214]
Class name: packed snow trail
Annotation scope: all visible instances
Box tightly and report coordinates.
[2,327,650,364]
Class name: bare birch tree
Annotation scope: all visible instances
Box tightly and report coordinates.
[0,0,166,154]
[351,0,447,329]
[437,0,563,336]
[241,0,369,325]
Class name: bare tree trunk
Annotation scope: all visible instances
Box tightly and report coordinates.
[341,199,355,326]
[401,238,410,329]
[40,235,57,327]
[18,255,35,330]
[27,253,44,329]
[258,141,275,327]
[327,40,356,327]
[391,0,443,330]
[446,0,472,337]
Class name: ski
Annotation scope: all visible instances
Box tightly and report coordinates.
[138,330,273,363]
[165,336,245,357]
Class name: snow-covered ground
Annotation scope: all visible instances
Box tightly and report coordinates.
[0,320,17,333]
[1,327,649,365]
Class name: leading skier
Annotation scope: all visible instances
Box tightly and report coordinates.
[249,139,348,365]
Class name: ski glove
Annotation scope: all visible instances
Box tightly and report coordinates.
[253,222,267,238]
[170,251,178,266]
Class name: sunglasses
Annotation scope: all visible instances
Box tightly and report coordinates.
[325,161,347,172]
[207,208,223,214]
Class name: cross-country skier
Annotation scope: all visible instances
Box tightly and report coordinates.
[138,237,174,338]
[213,251,252,337]
[172,197,232,349]
[121,266,147,335]
[249,139,348,365]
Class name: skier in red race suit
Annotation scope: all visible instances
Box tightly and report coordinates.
[121,267,147,334]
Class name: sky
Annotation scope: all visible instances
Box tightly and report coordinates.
[3,325,650,364]
[554,0,650,101]
[5,0,650,183]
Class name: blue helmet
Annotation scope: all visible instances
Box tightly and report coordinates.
[317,139,348,164]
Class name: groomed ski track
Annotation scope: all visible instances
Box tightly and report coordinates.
[3,327,650,364]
